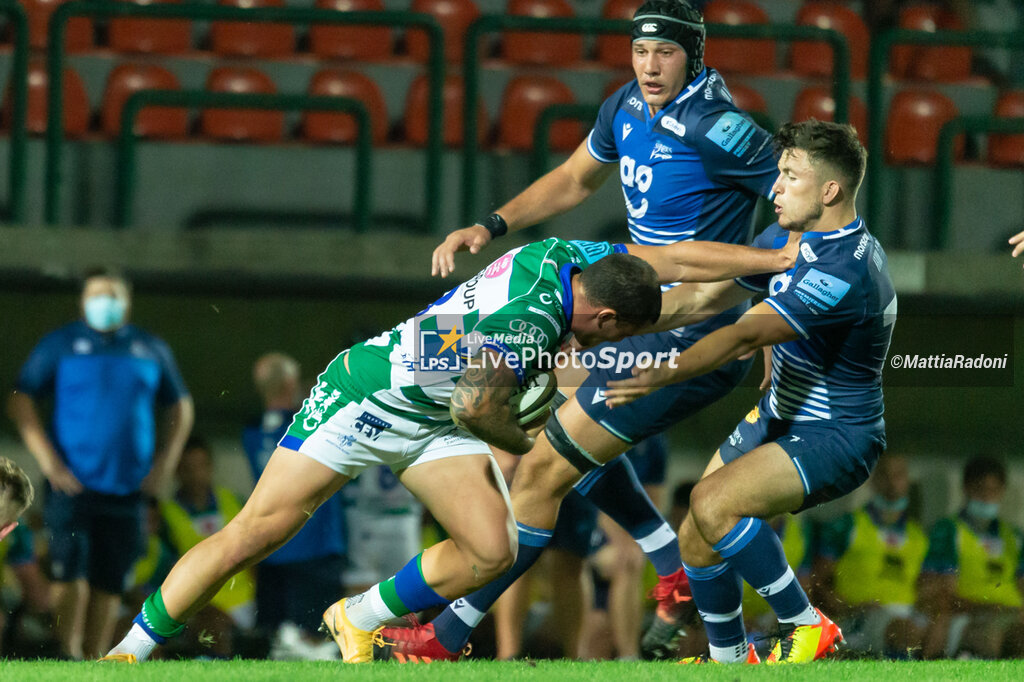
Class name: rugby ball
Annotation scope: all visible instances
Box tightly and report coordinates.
[509,370,558,426]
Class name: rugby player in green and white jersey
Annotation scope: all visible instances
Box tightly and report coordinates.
[103,236,795,665]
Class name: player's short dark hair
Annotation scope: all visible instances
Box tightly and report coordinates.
[963,455,1007,488]
[632,0,705,85]
[774,119,867,195]
[579,253,661,328]
[0,457,34,525]
[82,266,132,292]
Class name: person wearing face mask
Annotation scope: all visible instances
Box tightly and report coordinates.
[919,456,1024,660]
[812,455,928,658]
[6,268,193,660]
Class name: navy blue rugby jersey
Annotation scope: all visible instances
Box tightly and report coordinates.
[587,68,778,248]
[736,219,897,425]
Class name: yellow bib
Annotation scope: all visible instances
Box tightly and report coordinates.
[954,519,1022,608]
[834,509,927,606]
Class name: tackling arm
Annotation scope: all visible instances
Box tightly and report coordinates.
[626,231,799,285]
[450,351,536,456]
[432,143,616,277]
[606,301,799,406]
[647,280,755,333]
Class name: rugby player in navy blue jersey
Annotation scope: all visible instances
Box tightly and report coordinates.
[604,120,895,664]
[394,0,783,660]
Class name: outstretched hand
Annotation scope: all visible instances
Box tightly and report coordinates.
[431,224,492,278]
[1011,230,1024,267]
[605,366,664,408]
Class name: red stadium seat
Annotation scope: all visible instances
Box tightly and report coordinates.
[201,67,284,143]
[726,83,766,115]
[497,75,580,152]
[502,0,583,67]
[109,0,192,55]
[603,74,635,100]
[406,0,481,64]
[789,2,869,80]
[884,89,960,165]
[210,0,295,58]
[989,90,1024,168]
[309,0,394,61]
[702,0,774,75]
[101,64,188,139]
[890,4,971,82]
[6,58,90,137]
[792,86,868,144]
[404,74,487,147]
[303,69,388,145]
[595,0,642,69]
[24,0,93,52]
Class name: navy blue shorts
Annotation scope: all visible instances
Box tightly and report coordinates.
[718,405,886,511]
[44,487,145,594]
[576,331,753,444]
[549,490,601,558]
[256,554,345,634]
[625,433,668,486]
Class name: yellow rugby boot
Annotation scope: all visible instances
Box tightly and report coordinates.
[321,598,381,663]
[97,653,138,663]
[765,608,843,664]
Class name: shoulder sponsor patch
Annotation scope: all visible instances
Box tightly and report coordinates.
[704,111,755,157]
[794,268,851,312]
[661,115,686,137]
[569,240,615,265]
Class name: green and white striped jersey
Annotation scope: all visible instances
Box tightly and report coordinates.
[332,238,624,425]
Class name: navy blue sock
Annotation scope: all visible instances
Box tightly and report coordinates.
[713,517,812,622]
[683,561,747,658]
[577,454,682,576]
[432,522,552,652]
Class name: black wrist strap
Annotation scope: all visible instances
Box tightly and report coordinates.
[480,213,508,239]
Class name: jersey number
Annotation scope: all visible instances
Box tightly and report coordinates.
[620,155,653,220]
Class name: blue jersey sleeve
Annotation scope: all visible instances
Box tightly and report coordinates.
[150,336,189,406]
[735,224,787,292]
[765,259,864,340]
[586,91,625,163]
[15,330,63,398]
[694,109,777,199]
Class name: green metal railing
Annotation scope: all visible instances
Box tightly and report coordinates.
[462,17,850,225]
[0,0,28,223]
[867,29,1024,240]
[116,90,372,231]
[933,115,1024,250]
[46,2,444,229]
[532,104,601,178]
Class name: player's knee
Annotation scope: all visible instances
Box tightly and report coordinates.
[464,530,516,581]
[512,446,577,502]
[688,479,727,541]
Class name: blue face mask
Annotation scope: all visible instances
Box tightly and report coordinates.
[873,495,908,514]
[84,295,127,332]
[966,499,1000,522]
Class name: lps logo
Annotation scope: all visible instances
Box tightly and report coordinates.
[354,411,392,441]
[419,324,464,371]
[661,115,686,137]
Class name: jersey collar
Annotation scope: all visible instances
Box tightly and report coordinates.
[801,216,865,242]
[558,262,579,330]
[644,68,708,130]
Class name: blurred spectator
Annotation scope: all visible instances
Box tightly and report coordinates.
[7,268,193,660]
[243,352,345,660]
[160,436,254,658]
[813,455,928,658]
[919,456,1024,659]
[0,521,53,656]
[0,457,34,541]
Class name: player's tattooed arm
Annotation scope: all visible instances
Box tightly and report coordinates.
[450,353,534,456]
[627,232,799,284]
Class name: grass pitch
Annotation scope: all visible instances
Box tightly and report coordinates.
[2,659,1024,681]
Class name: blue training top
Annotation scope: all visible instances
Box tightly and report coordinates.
[16,321,189,495]
[242,408,346,564]
[587,68,779,340]
[736,219,897,425]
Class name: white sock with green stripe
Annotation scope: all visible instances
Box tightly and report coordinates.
[344,553,450,631]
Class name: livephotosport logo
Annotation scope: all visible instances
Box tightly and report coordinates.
[418,320,465,372]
